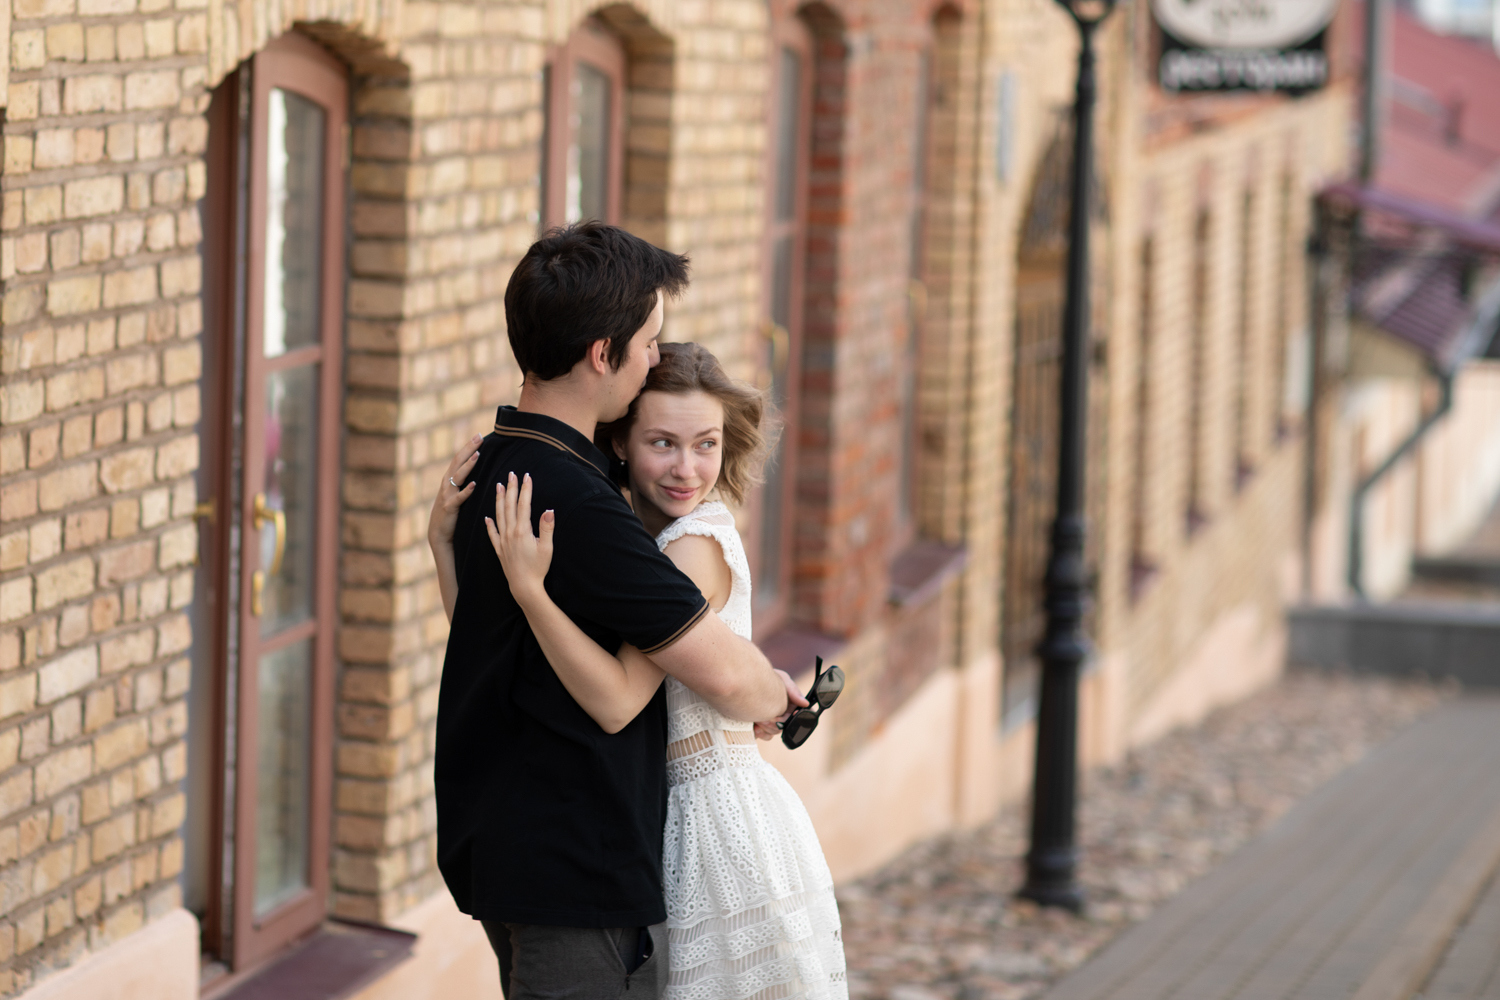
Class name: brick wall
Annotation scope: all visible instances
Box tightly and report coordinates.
[0,0,214,984]
[1094,0,1354,715]
[0,0,784,987]
[0,0,1367,992]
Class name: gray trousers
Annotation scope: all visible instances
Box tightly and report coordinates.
[481,921,667,1000]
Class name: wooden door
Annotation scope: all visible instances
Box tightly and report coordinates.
[1002,267,1066,726]
[198,33,346,972]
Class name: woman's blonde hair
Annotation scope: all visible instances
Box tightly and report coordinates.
[597,342,775,506]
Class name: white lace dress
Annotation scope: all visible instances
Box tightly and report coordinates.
[656,502,848,1000]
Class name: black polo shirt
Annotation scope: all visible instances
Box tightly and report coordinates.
[435,406,709,927]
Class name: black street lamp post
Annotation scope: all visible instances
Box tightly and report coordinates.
[1018,0,1118,913]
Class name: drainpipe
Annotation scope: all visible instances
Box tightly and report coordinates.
[1360,0,1390,187]
[1347,274,1500,597]
[1346,371,1453,598]
[1302,206,1332,599]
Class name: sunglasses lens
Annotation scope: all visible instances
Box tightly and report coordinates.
[781,711,818,749]
[813,666,845,709]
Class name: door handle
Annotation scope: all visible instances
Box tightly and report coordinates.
[252,492,286,576]
[761,320,790,378]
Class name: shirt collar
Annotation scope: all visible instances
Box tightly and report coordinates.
[493,406,611,478]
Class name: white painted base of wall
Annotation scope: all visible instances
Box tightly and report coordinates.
[1128,601,1286,748]
[14,908,198,1000]
[6,890,496,1000]
[759,599,1288,886]
[13,596,1288,1000]
[763,665,964,883]
[347,890,502,1000]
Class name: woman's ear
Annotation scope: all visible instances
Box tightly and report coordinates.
[612,437,629,461]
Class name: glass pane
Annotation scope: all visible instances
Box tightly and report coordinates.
[759,445,785,606]
[261,364,318,635]
[569,62,611,223]
[758,233,798,605]
[770,234,795,332]
[539,64,552,225]
[263,88,325,358]
[254,639,312,916]
[774,48,802,223]
[910,50,931,279]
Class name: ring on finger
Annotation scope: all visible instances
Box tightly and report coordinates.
[448,477,458,488]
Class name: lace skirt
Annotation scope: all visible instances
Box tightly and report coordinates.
[663,743,848,1000]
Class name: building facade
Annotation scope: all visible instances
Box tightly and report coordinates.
[0,0,1417,997]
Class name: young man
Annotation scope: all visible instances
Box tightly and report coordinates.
[435,222,793,998]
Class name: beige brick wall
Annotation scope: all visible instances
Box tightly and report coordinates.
[0,0,212,983]
[0,0,1369,992]
[1,0,791,985]
[1094,0,1355,716]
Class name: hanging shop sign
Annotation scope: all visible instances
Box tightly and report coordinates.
[1153,0,1340,94]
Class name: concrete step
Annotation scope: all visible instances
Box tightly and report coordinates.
[1040,699,1500,1000]
[1287,601,1500,686]
[1412,554,1500,588]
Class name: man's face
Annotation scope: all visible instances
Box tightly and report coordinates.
[601,291,664,421]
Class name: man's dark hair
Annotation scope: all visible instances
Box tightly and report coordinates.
[505,222,691,381]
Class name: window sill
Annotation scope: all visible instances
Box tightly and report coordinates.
[202,920,416,1000]
[889,539,968,608]
[760,625,846,682]
[1129,556,1159,604]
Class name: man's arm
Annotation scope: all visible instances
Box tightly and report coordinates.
[548,492,794,723]
[648,612,789,723]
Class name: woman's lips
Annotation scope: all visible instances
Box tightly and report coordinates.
[661,485,697,502]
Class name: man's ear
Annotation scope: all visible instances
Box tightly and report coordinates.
[586,338,612,375]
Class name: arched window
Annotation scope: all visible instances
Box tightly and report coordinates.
[1186,206,1212,533]
[1130,235,1158,600]
[1235,188,1256,490]
[542,20,627,227]
[899,42,933,536]
[754,16,815,629]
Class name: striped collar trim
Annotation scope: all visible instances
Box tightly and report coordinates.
[492,407,609,476]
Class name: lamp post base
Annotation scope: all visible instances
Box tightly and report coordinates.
[1018,846,1086,913]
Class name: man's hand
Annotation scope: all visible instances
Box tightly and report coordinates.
[649,615,789,723]
[754,669,809,741]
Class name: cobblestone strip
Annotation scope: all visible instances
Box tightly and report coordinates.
[837,672,1449,1000]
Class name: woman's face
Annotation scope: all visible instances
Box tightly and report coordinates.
[620,390,726,523]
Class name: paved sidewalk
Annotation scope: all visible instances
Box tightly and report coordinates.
[1422,862,1500,1000]
[1039,698,1500,1000]
[839,674,1445,1000]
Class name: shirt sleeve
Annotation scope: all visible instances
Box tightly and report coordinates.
[546,493,711,655]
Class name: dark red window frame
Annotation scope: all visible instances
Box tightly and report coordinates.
[542,19,627,228]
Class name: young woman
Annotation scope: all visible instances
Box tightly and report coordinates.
[429,343,847,999]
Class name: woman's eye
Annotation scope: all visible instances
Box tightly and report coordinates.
[697,440,718,451]
[651,439,671,449]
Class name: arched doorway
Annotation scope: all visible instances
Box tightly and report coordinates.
[1000,119,1109,728]
[192,31,348,972]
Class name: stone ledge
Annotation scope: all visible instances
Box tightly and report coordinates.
[15,907,197,1000]
[1288,601,1500,686]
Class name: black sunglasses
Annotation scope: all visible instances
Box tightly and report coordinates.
[778,657,845,750]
